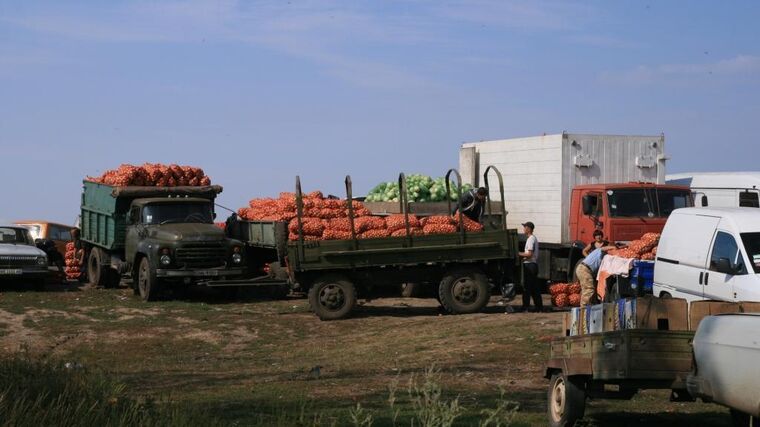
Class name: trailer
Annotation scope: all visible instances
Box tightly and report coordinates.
[545,329,695,427]
[226,168,520,320]
[80,181,246,299]
[460,133,693,283]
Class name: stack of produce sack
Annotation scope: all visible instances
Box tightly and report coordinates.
[365,174,474,203]
[86,163,211,187]
[239,191,484,241]
[549,282,582,308]
[608,232,660,260]
[64,242,81,280]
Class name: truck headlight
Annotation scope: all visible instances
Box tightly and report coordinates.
[36,256,47,266]
[232,253,242,264]
[160,255,171,266]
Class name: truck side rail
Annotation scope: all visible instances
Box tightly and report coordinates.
[483,165,508,231]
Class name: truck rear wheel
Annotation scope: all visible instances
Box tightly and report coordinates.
[308,275,356,320]
[137,257,160,301]
[88,247,111,288]
[547,373,586,427]
[438,268,489,314]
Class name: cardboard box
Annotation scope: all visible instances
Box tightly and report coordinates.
[689,300,741,330]
[569,308,582,336]
[578,306,590,335]
[588,305,603,334]
[561,312,572,336]
[622,297,689,331]
[602,303,618,332]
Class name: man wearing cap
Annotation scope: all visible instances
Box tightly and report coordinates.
[519,221,542,312]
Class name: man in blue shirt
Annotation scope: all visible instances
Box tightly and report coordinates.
[575,245,618,306]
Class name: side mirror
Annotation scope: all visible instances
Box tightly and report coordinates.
[716,257,735,275]
[701,195,708,207]
[34,238,43,245]
[213,212,217,220]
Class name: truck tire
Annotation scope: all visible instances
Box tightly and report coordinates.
[88,247,110,288]
[137,257,160,301]
[438,268,490,314]
[308,275,356,320]
[547,373,586,427]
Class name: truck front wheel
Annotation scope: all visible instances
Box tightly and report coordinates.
[438,268,490,314]
[547,373,586,427]
[137,257,161,301]
[308,275,356,320]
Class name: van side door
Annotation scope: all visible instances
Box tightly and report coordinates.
[704,231,750,301]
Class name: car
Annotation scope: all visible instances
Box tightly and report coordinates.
[13,220,76,257]
[653,207,760,302]
[687,313,760,426]
[0,225,49,289]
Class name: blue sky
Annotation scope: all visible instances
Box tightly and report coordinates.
[1,0,759,224]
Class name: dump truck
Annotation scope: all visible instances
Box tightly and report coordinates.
[224,167,520,320]
[79,181,245,300]
[460,133,693,283]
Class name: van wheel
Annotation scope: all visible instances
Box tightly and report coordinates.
[660,292,672,299]
[547,373,586,427]
[137,257,160,301]
[438,268,490,314]
[308,275,356,320]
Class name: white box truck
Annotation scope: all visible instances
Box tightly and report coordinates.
[460,132,693,282]
[667,172,760,209]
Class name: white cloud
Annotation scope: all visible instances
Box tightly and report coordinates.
[601,55,760,85]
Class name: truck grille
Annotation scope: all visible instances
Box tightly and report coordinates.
[175,243,227,268]
[0,256,38,268]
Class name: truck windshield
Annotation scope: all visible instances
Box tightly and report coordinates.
[0,227,33,245]
[606,189,692,218]
[741,233,760,274]
[142,203,213,225]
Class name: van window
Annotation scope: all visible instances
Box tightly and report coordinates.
[710,231,747,275]
[741,233,760,274]
[739,192,759,208]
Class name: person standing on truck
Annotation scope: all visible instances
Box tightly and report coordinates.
[455,187,487,223]
[519,221,542,312]
[582,230,609,257]
[576,245,618,306]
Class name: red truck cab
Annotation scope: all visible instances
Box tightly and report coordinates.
[569,183,693,243]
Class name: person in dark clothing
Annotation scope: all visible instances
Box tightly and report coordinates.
[519,221,542,312]
[455,187,487,223]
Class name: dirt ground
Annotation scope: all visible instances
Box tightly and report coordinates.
[0,283,733,426]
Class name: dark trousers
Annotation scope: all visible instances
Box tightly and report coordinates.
[522,262,543,311]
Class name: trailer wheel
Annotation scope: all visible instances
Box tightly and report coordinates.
[547,373,586,427]
[438,268,489,314]
[137,257,160,301]
[308,275,356,320]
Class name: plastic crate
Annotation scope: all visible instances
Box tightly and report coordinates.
[630,260,655,292]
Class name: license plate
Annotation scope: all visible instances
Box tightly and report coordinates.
[0,269,22,275]
[196,270,219,277]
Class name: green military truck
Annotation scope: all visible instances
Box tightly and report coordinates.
[80,181,246,300]
[227,168,520,320]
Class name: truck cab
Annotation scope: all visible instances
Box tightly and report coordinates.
[570,183,693,243]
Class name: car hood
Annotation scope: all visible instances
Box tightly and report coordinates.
[0,243,46,257]
[147,223,226,242]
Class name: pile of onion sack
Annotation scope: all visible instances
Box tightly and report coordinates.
[608,232,660,260]
[64,242,82,280]
[239,191,484,241]
[86,163,211,187]
[549,282,582,308]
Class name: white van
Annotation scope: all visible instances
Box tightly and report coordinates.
[666,172,760,208]
[653,207,760,302]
